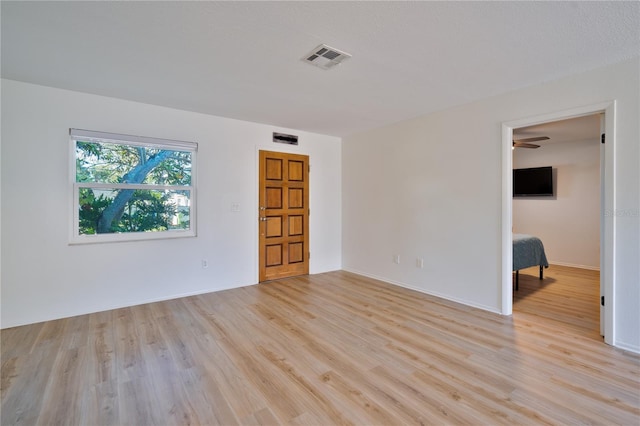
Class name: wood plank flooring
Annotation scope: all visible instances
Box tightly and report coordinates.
[514,265,601,338]
[2,268,639,425]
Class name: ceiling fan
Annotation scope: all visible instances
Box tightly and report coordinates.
[513,136,550,149]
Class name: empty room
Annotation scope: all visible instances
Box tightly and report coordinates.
[1,2,639,425]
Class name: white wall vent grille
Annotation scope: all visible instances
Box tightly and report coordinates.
[302,44,352,70]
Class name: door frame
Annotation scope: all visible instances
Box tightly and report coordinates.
[254,145,311,283]
[501,101,616,345]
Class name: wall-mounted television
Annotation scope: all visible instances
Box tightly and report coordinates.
[513,166,553,197]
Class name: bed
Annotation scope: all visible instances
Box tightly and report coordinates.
[513,233,549,290]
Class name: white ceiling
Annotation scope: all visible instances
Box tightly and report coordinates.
[514,114,602,146]
[2,1,639,137]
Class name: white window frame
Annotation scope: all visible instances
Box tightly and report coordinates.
[69,128,197,244]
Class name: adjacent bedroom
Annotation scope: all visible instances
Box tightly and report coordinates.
[512,113,602,339]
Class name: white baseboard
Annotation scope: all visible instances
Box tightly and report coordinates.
[549,261,600,271]
[0,281,258,329]
[614,340,640,355]
[342,268,502,315]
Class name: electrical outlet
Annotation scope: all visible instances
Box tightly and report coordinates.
[230,202,240,212]
[202,259,209,269]
[416,258,424,268]
[393,254,400,264]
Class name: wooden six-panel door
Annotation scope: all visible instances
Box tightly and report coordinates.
[259,151,309,282]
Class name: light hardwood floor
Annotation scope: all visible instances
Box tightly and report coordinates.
[513,265,602,338]
[2,268,639,425]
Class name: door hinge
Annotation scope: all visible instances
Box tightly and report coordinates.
[601,296,605,306]
[308,164,311,172]
[308,252,311,259]
[601,133,605,144]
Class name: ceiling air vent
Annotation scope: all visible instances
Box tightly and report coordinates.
[302,44,352,70]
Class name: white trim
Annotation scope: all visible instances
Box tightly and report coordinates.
[76,182,195,192]
[603,102,616,347]
[613,341,640,355]
[501,124,514,315]
[501,101,616,346]
[71,228,195,245]
[70,128,197,151]
[548,261,600,271]
[1,281,258,330]
[343,268,502,315]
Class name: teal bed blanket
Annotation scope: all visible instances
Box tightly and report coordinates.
[513,234,549,271]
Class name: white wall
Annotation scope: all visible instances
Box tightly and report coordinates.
[342,58,639,352]
[513,139,600,269]
[1,79,342,328]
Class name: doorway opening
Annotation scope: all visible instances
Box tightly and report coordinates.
[511,113,603,338]
[501,102,616,345]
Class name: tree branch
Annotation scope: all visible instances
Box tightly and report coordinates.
[97,150,174,233]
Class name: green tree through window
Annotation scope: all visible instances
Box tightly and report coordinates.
[71,129,197,243]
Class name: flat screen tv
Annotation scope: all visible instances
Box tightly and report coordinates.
[513,166,553,197]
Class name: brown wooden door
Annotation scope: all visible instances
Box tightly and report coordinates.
[259,151,309,282]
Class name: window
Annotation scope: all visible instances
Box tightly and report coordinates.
[70,129,197,243]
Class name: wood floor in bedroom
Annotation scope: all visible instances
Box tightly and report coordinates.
[513,264,601,338]
[2,267,639,425]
